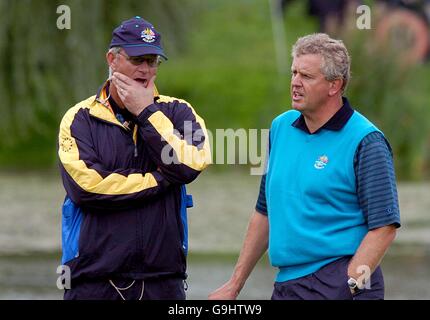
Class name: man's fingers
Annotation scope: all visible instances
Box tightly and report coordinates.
[111,75,124,89]
[112,74,132,96]
[112,72,132,86]
[146,75,157,89]
[112,79,124,97]
[116,86,125,100]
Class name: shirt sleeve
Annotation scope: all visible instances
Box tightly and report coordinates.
[255,135,270,215]
[354,131,401,230]
[255,174,268,215]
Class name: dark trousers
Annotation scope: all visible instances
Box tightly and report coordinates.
[64,277,186,300]
[271,256,384,300]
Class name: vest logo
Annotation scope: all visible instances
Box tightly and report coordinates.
[314,155,329,170]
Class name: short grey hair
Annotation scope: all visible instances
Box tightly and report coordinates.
[292,33,351,93]
[108,46,122,55]
[107,46,122,79]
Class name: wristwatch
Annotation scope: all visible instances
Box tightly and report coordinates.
[347,277,359,294]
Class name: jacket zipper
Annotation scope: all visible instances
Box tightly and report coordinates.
[133,125,138,158]
[132,124,138,158]
[89,114,138,158]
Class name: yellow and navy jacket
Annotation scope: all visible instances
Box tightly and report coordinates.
[58,81,211,282]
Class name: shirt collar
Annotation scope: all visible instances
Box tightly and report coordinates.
[291,97,354,134]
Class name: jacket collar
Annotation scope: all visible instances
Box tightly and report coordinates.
[90,80,160,126]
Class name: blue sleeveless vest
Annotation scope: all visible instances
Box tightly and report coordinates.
[266,110,380,282]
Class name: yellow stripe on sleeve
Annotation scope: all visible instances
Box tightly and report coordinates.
[147,102,211,171]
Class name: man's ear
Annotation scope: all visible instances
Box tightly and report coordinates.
[106,51,116,67]
[328,79,343,96]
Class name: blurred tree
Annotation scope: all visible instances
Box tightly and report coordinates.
[0,0,196,167]
[345,29,430,180]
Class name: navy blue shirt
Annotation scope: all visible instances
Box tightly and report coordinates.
[106,82,136,127]
[256,98,401,230]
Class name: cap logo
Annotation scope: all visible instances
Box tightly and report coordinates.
[141,27,156,43]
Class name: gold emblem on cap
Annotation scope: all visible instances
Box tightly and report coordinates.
[141,27,156,43]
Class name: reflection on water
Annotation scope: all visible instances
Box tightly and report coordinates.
[0,251,429,300]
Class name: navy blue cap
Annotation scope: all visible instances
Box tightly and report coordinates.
[109,16,167,60]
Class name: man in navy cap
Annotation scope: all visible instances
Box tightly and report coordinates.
[58,17,211,300]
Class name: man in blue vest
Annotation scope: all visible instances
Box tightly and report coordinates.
[209,33,400,300]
